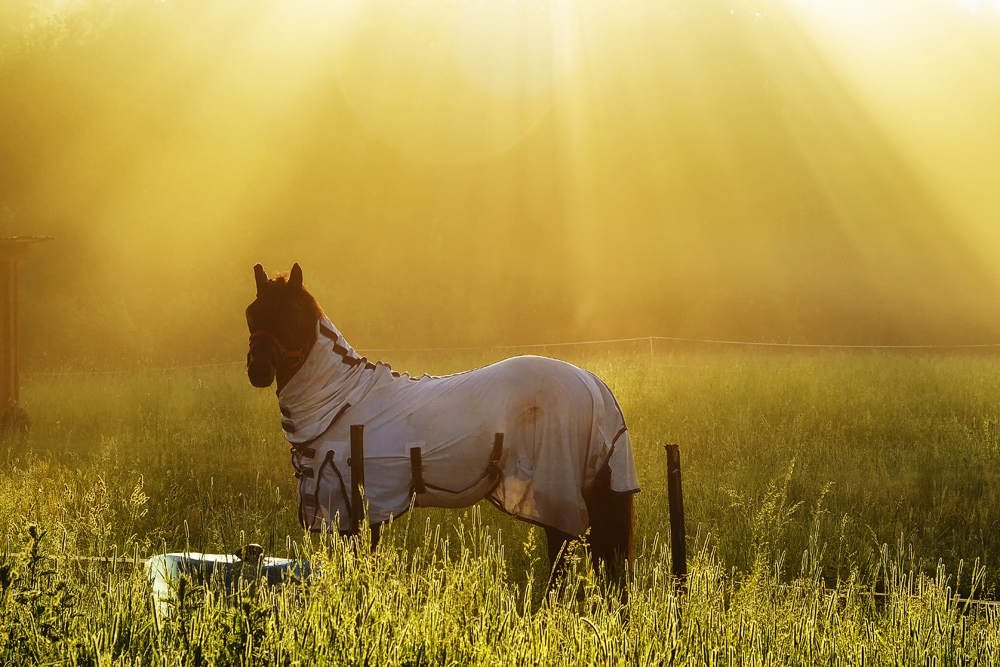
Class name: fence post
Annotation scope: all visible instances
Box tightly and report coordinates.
[0,237,51,434]
[664,444,687,592]
[350,424,365,535]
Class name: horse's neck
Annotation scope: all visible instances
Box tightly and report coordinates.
[277,316,392,432]
[281,315,373,391]
[276,358,304,395]
[275,315,322,394]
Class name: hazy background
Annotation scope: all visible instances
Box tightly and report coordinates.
[2,0,999,369]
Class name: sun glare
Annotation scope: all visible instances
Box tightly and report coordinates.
[783,0,1000,285]
[957,0,1000,10]
[3,0,1000,350]
[336,1,578,162]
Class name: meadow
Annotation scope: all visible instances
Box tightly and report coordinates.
[3,347,1000,664]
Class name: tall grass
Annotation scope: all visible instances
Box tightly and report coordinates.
[2,506,999,665]
[4,349,1000,663]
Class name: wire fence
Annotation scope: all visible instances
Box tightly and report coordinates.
[361,335,1000,353]
[21,334,1000,378]
[23,361,246,378]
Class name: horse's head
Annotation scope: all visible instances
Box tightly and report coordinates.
[245,263,321,390]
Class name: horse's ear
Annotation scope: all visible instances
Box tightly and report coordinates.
[289,263,303,290]
[254,264,268,295]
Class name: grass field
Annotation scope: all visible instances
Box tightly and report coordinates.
[3,349,1000,664]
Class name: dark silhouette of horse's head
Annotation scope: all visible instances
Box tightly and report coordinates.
[245,263,321,390]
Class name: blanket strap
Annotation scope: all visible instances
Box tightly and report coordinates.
[409,448,427,494]
[410,433,505,508]
[490,432,504,468]
[288,401,350,478]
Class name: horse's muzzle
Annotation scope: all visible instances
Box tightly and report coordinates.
[247,352,276,388]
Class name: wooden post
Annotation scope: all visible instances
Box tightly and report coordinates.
[664,444,687,592]
[0,258,18,408]
[350,424,365,535]
[0,237,51,431]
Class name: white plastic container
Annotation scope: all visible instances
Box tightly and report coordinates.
[145,552,310,616]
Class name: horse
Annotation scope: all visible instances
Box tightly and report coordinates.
[245,263,639,580]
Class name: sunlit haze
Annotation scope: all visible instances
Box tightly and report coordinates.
[1,0,999,367]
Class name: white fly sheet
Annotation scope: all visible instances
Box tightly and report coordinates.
[281,317,640,537]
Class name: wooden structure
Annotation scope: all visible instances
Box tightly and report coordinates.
[664,444,688,592]
[0,237,52,425]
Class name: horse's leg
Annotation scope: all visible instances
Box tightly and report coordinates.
[545,526,575,588]
[585,463,635,584]
[339,524,381,552]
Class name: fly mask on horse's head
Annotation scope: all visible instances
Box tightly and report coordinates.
[245,263,321,390]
